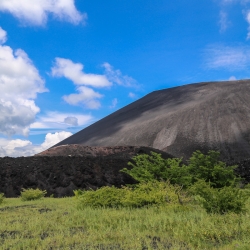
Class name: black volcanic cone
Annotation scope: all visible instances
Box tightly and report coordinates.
[52,80,250,161]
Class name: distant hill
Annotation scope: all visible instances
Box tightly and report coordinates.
[52,79,250,162]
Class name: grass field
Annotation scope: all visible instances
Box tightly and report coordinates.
[1,197,250,250]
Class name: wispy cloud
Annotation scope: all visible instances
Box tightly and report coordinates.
[30,111,93,129]
[0,27,7,44]
[128,92,137,99]
[109,98,118,109]
[102,63,138,88]
[204,44,250,70]
[229,75,237,80]
[0,0,86,26]
[245,11,250,39]
[217,0,250,38]
[219,11,230,32]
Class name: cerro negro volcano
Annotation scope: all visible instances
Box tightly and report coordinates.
[52,79,250,162]
[3,80,250,198]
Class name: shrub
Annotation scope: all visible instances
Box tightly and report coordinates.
[189,180,249,214]
[120,181,190,208]
[121,152,192,187]
[121,150,242,188]
[20,188,47,201]
[76,181,191,209]
[0,193,5,204]
[76,186,126,208]
[188,150,241,188]
[73,189,85,199]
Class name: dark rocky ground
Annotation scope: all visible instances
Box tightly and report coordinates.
[0,146,174,198]
[1,145,250,198]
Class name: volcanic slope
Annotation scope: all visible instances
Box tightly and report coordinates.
[52,80,250,161]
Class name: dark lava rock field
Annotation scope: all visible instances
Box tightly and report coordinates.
[0,146,173,198]
[1,145,250,198]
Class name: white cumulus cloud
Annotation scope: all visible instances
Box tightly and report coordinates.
[0,138,33,157]
[63,86,103,109]
[51,58,111,109]
[40,131,72,150]
[0,131,72,157]
[51,59,139,109]
[0,27,47,136]
[52,58,112,88]
[0,0,86,26]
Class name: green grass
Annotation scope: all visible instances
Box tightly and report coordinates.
[1,197,250,249]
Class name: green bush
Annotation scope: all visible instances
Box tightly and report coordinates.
[120,181,190,208]
[76,181,191,209]
[189,180,249,214]
[121,152,192,187]
[76,186,126,208]
[20,188,47,201]
[121,150,242,188]
[188,150,241,188]
[73,189,85,199]
[0,193,5,204]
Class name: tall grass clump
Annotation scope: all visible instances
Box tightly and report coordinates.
[20,188,47,201]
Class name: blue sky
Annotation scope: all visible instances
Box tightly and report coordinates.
[0,0,250,156]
